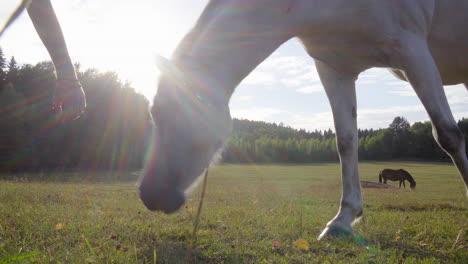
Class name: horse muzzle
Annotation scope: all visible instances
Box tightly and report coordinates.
[139,184,186,214]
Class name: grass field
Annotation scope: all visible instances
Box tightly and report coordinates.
[0,162,467,263]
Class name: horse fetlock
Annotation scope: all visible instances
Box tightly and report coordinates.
[340,199,363,218]
[354,209,364,223]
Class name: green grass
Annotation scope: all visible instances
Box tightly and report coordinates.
[0,162,467,263]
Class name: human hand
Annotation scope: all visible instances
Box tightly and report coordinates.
[52,79,86,122]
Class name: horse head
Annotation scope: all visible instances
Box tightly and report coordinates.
[399,169,416,190]
[138,56,232,213]
[410,181,416,190]
[137,0,289,214]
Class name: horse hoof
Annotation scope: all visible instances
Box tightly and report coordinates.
[317,225,353,240]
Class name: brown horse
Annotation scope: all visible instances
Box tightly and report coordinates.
[379,169,416,190]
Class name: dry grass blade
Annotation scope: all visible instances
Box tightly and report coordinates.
[0,0,32,38]
[452,219,467,250]
[186,169,209,261]
[192,169,209,246]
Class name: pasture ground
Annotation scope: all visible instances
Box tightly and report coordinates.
[0,162,467,263]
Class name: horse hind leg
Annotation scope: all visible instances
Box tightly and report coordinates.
[397,34,468,196]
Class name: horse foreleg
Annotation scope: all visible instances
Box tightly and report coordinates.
[399,181,402,188]
[315,60,362,239]
[398,33,468,196]
[402,181,405,188]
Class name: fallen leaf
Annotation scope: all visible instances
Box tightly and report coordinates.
[55,223,64,230]
[294,238,310,250]
[271,240,282,250]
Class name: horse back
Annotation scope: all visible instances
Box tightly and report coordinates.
[381,169,405,181]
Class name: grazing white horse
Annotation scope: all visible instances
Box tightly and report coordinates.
[139,0,468,239]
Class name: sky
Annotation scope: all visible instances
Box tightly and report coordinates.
[1,0,466,132]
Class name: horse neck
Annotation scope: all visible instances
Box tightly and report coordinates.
[171,0,294,101]
[405,173,415,183]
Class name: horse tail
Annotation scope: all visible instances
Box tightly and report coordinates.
[379,171,383,183]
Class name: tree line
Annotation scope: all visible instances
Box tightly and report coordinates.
[223,117,468,163]
[0,47,467,172]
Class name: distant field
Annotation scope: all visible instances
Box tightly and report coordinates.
[0,162,467,263]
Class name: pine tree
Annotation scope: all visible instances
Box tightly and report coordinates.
[0,47,7,88]
[6,56,19,84]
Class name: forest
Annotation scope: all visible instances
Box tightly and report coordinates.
[1,47,467,172]
[225,117,468,163]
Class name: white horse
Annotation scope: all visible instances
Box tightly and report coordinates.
[139,0,468,239]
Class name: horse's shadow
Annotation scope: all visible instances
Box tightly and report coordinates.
[324,235,456,262]
[136,236,244,264]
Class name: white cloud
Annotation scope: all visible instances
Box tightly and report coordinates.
[296,84,323,94]
[231,107,284,122]
[445,84,468,105]
[385,80,406,86]
[387,85,416,97]
[280,78,303,88]
[289,112,334,131]
[357,79,378,85]
[296,70,320,82]
[258,55,310,73]
[242,71,277,86]
[255,54,321,93]
[360,68,397,81]
[357,105,427,129]
[357,68,402,87]
[287,105,427,132]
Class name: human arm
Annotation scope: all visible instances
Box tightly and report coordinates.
[27,0,86,120]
